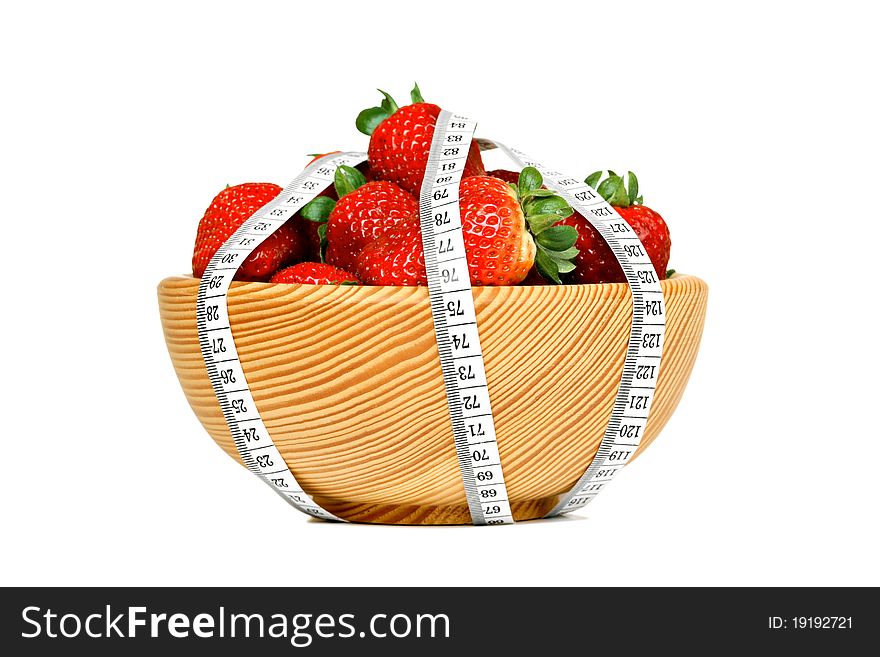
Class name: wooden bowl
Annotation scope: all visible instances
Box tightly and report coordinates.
[158,275,707,524]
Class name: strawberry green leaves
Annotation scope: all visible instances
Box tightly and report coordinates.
[378,89,398,116]
[627,171,640,206]
[410,82,425,104]
[525,196,571,234]
[585,171,602,188]
[598,175,629,207]
[586,170,643,207]
[518,167,543,197]
[356,84,427,135]
[536,225,578,252]
[516,167,578,283]
[333,164,366,197]
[356,89,399,136]
[300,196,334,222]
[356,107,391,136]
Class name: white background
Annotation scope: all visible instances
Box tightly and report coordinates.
[1,1,878,587]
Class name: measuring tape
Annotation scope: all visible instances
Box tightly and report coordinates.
[197,152,367,522]
[477,140,667,517]
[419,112,514,525]
[195,114,665,524]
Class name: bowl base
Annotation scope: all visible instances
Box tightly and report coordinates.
[315,496,559,525]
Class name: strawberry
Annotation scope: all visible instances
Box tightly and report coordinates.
[354,221,425,286]
[356,168,577,286]
[355,84,485,196]
[298,164,418,272]
[563,171,671,284]
[270,262,359,285]
[192,183,305,280]
[294,156,375,261]
[489,167,551,278]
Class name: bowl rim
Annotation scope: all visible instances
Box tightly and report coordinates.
[159,273,702,297]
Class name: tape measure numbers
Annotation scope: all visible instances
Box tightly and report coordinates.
[197,152,367,522]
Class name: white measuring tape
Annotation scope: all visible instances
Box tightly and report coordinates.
[419,112,514,525]
[197,152,367,522]
[195,113,665,524]
[476,141,667,516]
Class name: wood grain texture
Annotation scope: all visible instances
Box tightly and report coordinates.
[158,275,708,524]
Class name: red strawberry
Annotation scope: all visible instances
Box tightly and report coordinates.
[298,164,418,272]
[326,180,418,273]
[459,176,538,285]
[270,262,359,285]
[192,183,305,280]
[357,170,577,286]
[356,84,485,196]
[564,171,671,284]
[294,156,376,261]
[355,221,426,286]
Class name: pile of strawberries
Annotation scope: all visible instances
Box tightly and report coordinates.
[191,85,671,286]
